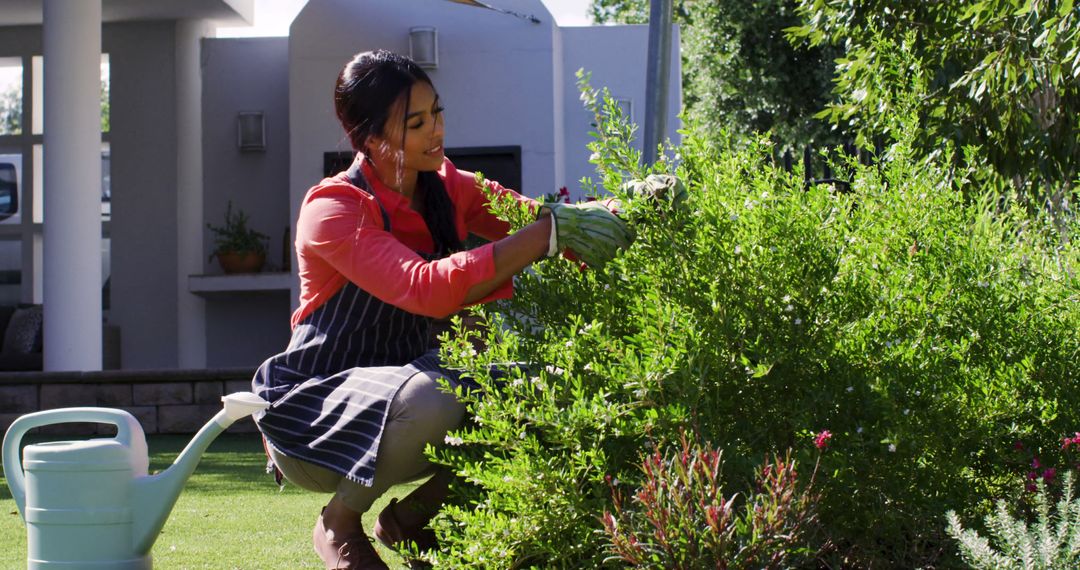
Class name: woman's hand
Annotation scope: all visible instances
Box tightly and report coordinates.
[546,202,635,268]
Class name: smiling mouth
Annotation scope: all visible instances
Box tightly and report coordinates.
[425,144,443,155]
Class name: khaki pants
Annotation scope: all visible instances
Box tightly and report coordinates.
[267,369,466,513]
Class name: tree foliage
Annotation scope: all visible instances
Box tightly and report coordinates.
[590,0,842,149]
[0,82,21,135]
[787,0,1080,211]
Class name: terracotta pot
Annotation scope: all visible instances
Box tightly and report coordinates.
[216,251,265,274]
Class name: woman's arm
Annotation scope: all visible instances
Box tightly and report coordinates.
[462,212,551,305]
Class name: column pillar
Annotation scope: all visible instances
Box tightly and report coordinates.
[176,20,208,368]
[43,0,102,371]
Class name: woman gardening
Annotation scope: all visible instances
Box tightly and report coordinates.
[250,50,635,569]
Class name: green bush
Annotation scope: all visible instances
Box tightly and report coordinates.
[423,85,1079,567]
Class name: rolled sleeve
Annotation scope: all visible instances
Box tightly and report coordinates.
[304,189,510,319]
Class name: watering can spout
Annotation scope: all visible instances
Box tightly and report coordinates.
[132,392,268,555]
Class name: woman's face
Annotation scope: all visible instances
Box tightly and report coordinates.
[367,80,445,176]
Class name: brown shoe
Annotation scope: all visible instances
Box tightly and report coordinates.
[373,498,436,568]
[313,508,389,570]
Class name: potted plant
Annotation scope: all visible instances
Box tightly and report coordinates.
[207,200,269,274]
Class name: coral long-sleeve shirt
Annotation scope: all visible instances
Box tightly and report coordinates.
[291,156,535,327]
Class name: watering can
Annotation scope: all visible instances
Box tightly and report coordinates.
[2,392,270,569]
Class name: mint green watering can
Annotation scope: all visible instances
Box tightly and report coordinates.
[2,392,269,569]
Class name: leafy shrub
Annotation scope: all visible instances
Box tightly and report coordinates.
[946,471,1080,569]
[423,80,1080,568]
[601,436,822,569]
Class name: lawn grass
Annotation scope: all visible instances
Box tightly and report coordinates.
[1,433,419,569]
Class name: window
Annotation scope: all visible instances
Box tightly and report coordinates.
[0,58,22,136]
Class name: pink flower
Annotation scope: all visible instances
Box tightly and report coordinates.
[1027,470,1039,481]
[557,186,571,203]
[1043,468,1056,482]
[1032,457,1042,469]
[814,430,832,450]
[1026,482,1038,492]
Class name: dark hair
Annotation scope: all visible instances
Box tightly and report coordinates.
[334,50,463,255]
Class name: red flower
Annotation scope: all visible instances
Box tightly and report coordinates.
[1013,440,1025,451]
[814,430,832,450]
[1043,468,1056,482]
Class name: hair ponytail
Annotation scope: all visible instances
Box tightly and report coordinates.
[418,171,464,256]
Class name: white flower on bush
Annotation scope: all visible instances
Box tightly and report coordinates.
[857,426,864,433]
[846,386,854,393]
[785,304,795,312]
[511,377,524,388]
[730,213,739,221]
[744,198,756,210]
[794,318,803,325]
[444,435,464,446]
[545,365,565,375]
[734,245,742,255]
[589,152,601,162]
[888,443,897,452]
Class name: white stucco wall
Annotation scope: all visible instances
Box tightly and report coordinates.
[107,22,182,368]
[200,36,292,367]
[558,24,682,196]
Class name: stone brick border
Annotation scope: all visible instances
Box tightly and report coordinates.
[0,368,258,436]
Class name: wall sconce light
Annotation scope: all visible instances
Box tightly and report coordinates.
[237,111,266,152]
[409,27,438,69]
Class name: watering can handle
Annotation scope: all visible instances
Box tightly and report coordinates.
[2,407,148,521]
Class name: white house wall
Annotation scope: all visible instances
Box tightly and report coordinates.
[558,24,682,196]
[106,22,183,369]
[201,36,292,367]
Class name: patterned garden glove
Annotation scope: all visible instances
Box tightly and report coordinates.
[622,174,687,209]
[544,202,635,268]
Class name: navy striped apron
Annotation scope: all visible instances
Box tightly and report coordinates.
[252,162,461,486]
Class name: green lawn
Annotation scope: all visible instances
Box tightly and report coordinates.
[1,433,419,569]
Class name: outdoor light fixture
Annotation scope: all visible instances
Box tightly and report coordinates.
[409,27,438,69]
[237,111,266,152]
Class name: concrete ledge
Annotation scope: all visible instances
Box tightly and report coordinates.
[0,367,259,435]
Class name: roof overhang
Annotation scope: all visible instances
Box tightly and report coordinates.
[0,0,254,27]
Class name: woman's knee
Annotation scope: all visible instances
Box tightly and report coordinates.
[388,370,467,440]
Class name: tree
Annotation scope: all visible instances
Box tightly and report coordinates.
[0,74,108,135]
[590,0,843,150]
[0,81,21,135]
[787,0,1080,212]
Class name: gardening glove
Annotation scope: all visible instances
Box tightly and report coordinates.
[622,174,687,210]
[544,202,635,268]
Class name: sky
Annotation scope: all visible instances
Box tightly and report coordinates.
[215,0,593,37]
